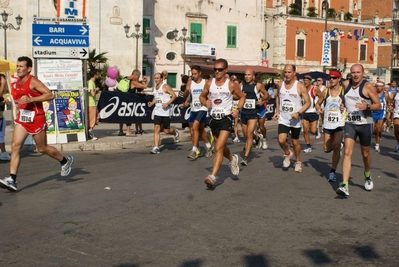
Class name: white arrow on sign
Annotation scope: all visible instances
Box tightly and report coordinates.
[34,36,42,46]
[79,26,88,35]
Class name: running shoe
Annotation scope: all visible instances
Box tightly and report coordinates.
[282,150,293,168]
[394,143,399,153]
[386,127,390,133]
[256,133,263,148]
[240,157,248,166]
[175,129,180,143]
[60,156,74,177]
[294,161,302,173]
[0,176,17,191]
[205,146,213,158]
[196,150,203,158]
[233,137,240,143]
[315,130,321,139]
[374,144,380,153]
[207,130,214,145]
[0,152,11,161]
[364,176,374,191]
[204,174,216,188]
[336,184,349,196]
[328,172,336,182]
[303,146,312,153]
[262,138,268,150]
[188,150,198,160]
[229,154,240,176]
[150,147,160,154]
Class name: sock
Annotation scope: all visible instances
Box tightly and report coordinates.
[364,171,371,178]
[244,156,248,160]
[192,146,198,151]
[342,181,349,187]
[330,169,335,173]
[205,143,211,149]
[60,157,68,165]
[10,174,16,181]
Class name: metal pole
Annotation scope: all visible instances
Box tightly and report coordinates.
[135,36,139,70]
[4,28,7,60]
[183,40,186,75]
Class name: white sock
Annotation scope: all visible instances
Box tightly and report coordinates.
[205,143,211,148]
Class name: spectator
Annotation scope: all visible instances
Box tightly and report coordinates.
[180,75,190,130]
[0,74,10,161]
[88,69,100,140]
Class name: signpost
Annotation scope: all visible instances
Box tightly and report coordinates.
[32,24,89,59]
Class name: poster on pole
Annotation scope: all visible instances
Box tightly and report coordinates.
[37,59,83,90]
[54,90,85,134]
[43,99,56,134]
[321,32,331,66]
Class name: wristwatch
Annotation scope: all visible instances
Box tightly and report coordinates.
[297,111,302,116]
[366,104,370,110]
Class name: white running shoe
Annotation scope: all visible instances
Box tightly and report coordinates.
[386,127,390,133]
[374,144,380,153]
[336,184,349,196]
[303,147,312,153]
[204,174,216,188]
[60,156,74,177]
[150,147,160,154]
[0,152,11,161]
[283,150,293,168]
[229,154,240,176]
[364,177,374,191]
[0,176,17,191]
[233,137,240,143]
[315,130,321,139]
[294,161,302,173]
[175,129,180,143]
[261,138,268,150]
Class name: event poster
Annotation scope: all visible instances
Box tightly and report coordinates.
[54,90,85,134]
[43,99,56,134]
[37,59,83,90]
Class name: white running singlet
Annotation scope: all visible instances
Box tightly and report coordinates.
[153,84,172,117]
[393,93,399,119]
[209,78,232,120]
[323,88,345,129]
[190,79,208,112]
[344,82,372,125]
[278,80,302,128]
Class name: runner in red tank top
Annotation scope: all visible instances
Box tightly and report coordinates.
[0,56,74,192]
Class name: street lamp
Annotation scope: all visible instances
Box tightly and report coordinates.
[322,0,329,73]
[0,11,23,60]
[124,22,151,69]
[173,27,196,75]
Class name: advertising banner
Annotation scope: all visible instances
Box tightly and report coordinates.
[37,59,83,90]
[321,32,331,66]
[43,99,56,134]
[54,90,85,134]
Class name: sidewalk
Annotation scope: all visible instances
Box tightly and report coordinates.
[3,110,277,152]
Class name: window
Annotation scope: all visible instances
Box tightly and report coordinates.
[331,40,338,67]
[227,25,237,48]
[296,39,304,57]
[167,73,177,88]
[143,18,151,44]
[190,23,202,43]
[359,44,366,61]
[166,52,177,61]
[166,31,175,41]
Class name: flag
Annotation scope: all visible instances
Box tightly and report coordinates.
[380,38,386,43]
[329,30,335,37]
[372,37,378,42]
[355,35,359,41]
[363,36,369,43]
[347,30,352,39]
[360,29,365,36]
[369,28,374,32]
[375,27,379,31]
[339,30,345,38]
[354,29,358,36]
[387,26,393,34]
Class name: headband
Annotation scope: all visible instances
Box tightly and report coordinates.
[329,70,341,78]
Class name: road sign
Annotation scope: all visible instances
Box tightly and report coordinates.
[32,47,89,59]
[32,24,90,59]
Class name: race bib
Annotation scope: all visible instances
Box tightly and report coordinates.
[193,100,202,108]
[347,111,361,122]
[19,109,35,123]
[326,111,339,123]
[244,99,256,109]
[211,108,228,120]
[155,97,162,104]
[281,101,294,113]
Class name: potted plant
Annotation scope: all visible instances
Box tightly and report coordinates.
[288,3,301,16]
[344,12,353,21]
[307,6,317,17]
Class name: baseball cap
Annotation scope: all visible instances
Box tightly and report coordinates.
[303,75,312,80]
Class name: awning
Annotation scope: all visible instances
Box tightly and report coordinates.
[0,58,17,73]
[195,63,279,75]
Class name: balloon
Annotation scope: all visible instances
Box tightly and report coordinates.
[107,67,118,79]
[105,77,117,87]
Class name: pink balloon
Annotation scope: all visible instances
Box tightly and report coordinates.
[105,77,117,87]
[107,67,118,79]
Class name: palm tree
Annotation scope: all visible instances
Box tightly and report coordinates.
[87,49,109,71]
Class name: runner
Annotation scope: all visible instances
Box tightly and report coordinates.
[390,90,399,152]
[199,58,245,188]
[315,69,345,182]
[371,81,389,153]
[386,80,397,133]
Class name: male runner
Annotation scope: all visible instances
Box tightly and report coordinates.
[371,81,389,152]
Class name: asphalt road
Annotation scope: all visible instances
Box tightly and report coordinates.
[0,129,398,267]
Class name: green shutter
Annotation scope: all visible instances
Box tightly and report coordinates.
[190,23,202,43]
[143,18,150,44]
[227,25,237,48]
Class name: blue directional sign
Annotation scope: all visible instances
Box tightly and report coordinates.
[32,23,90,59]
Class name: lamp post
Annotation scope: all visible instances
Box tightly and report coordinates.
[0,11,23,60]
[124,22,151,69]
[173,27,196,75]
[322,0,329,73]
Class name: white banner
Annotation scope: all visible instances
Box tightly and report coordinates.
[186,43,216,57]
[321,32,331,66]
[37,59,83,90]
[57,0,87,18]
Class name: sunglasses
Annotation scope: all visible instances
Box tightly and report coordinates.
[303,77,311,80]
[214,67,226,72]
[329,76,339,80]
[317,80,323,82]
